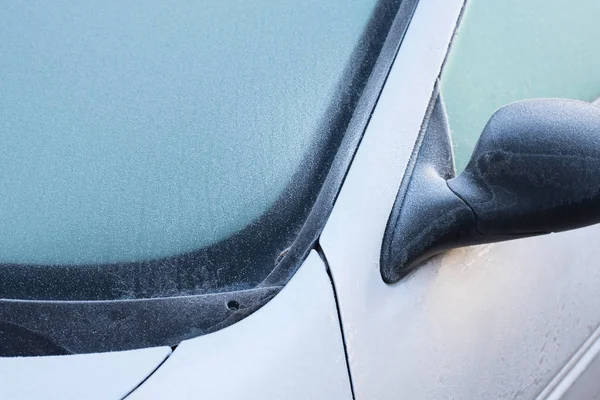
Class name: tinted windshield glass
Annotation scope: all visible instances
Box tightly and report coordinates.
[0,0,414,356]
[1,1,381,266]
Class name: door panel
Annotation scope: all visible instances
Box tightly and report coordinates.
[321,0,600,398]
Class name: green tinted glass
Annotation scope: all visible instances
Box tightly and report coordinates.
[0,1,379,265]
[441,0,600,173]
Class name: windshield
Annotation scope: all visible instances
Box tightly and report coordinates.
[1,0,380,265]
[0,0,407,303]
[0,0,415,356]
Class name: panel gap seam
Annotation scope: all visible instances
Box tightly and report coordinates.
[315,242,357,400]
[121,348,174,399]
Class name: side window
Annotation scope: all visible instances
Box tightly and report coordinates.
[440,0,600,173]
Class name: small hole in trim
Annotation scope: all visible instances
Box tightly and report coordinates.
[275,247,291,266]
[227,300,240,311]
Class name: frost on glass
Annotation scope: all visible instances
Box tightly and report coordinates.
[441,0,600,173]
[0,0,378,265]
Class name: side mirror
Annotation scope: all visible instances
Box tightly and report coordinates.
[381,95,600,283]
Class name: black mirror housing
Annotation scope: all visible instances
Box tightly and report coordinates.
[449,98,600,235]
[381,94,600,283]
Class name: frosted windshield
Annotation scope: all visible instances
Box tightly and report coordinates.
[0,1,379,265]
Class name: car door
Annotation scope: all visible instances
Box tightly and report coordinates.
[321,0,600,399]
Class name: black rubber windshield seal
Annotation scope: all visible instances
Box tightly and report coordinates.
[0,0,419,356]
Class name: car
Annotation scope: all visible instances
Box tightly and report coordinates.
[2,0,600,399]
